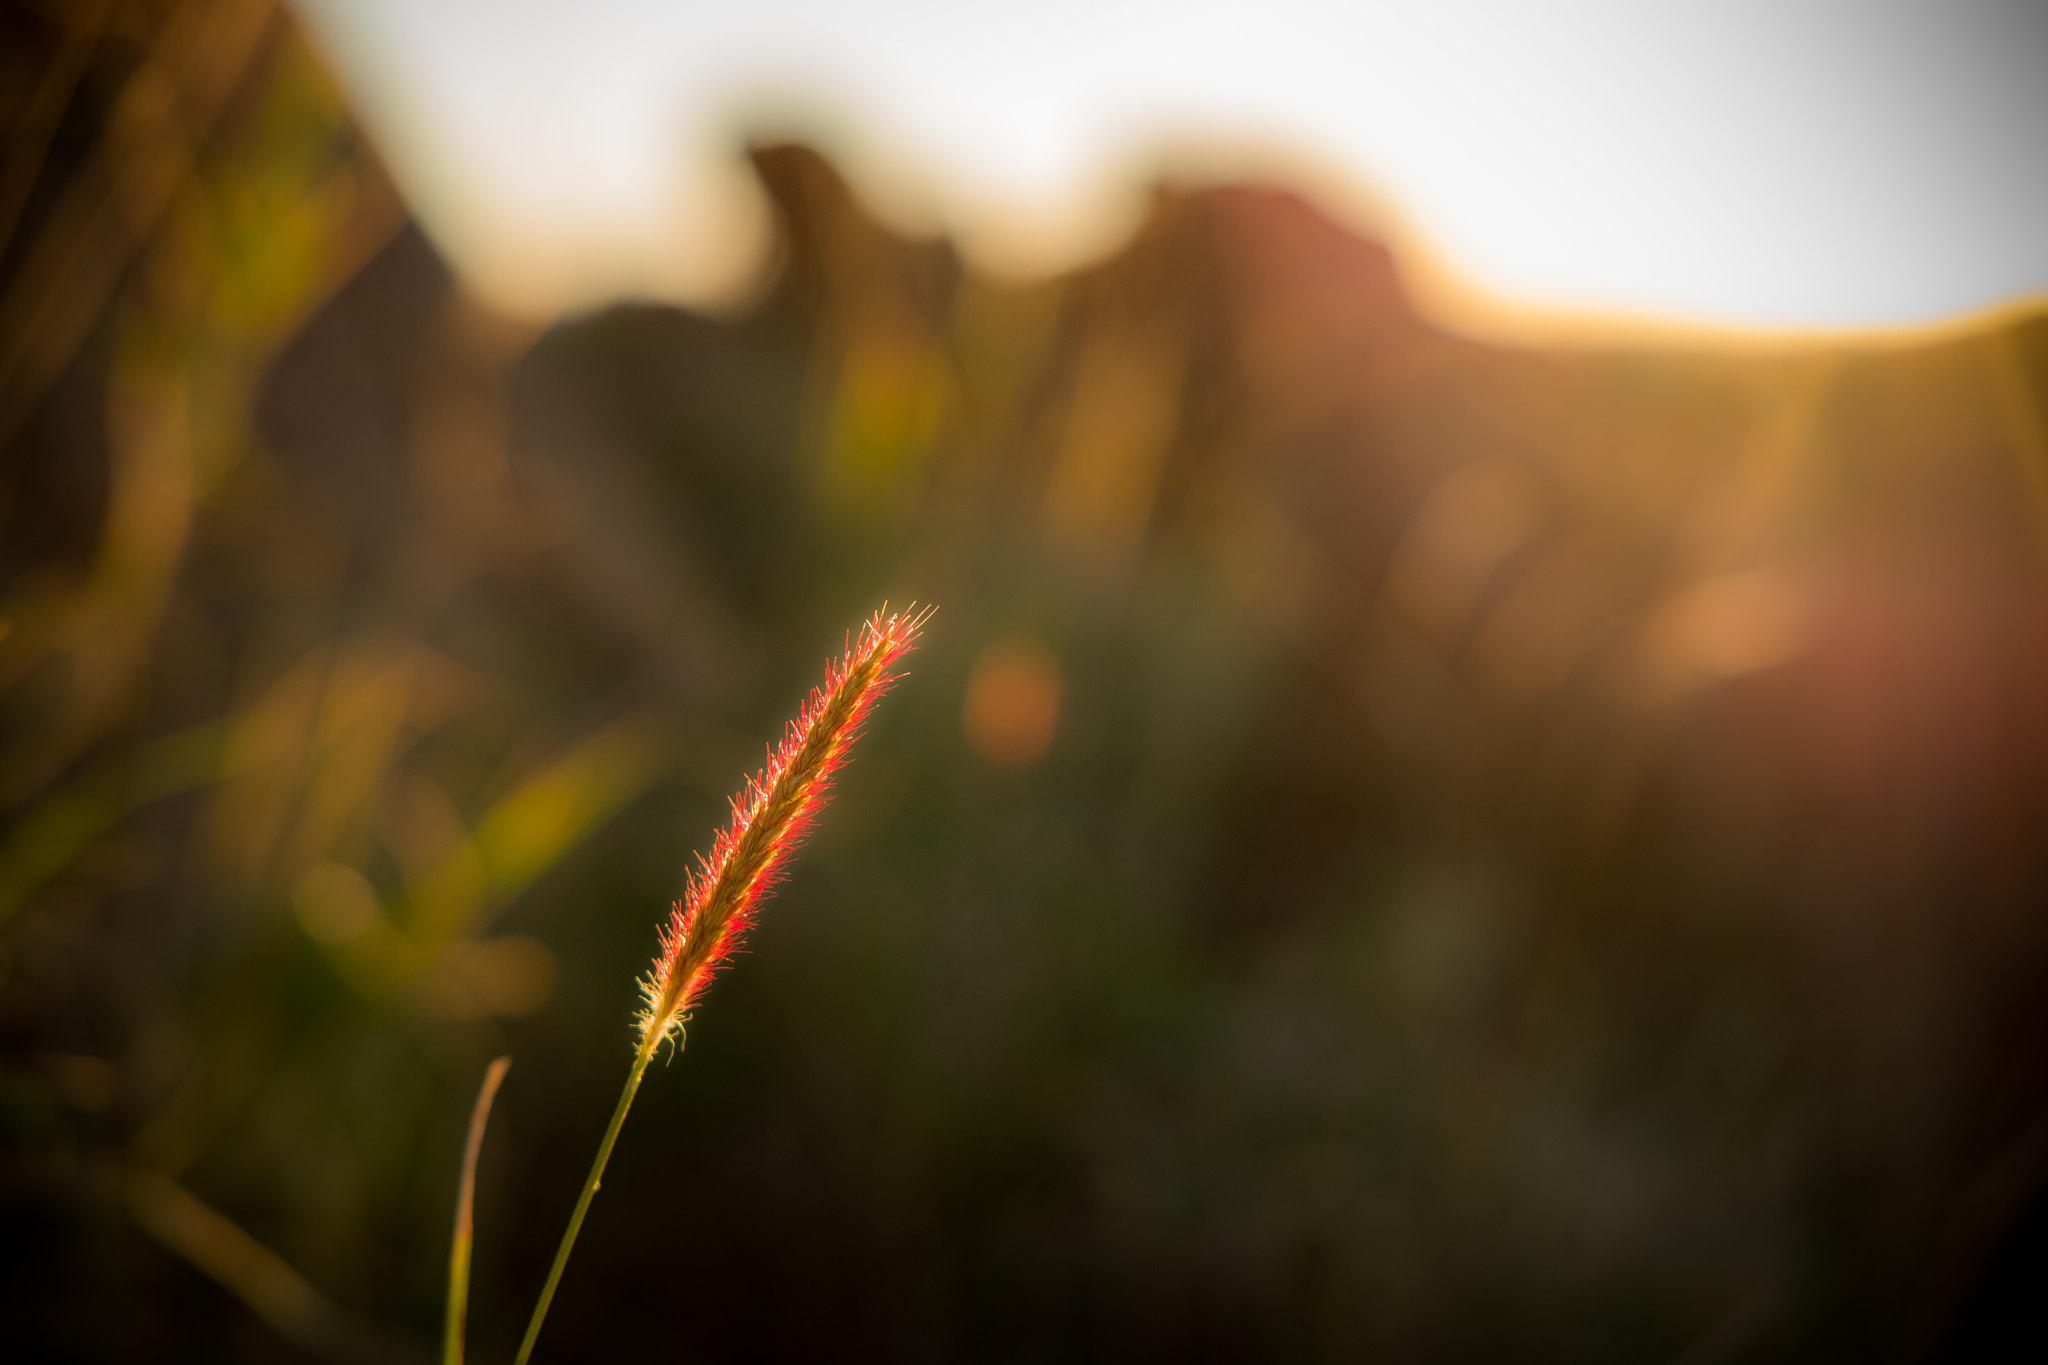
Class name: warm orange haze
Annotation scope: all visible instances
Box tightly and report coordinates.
[4,1,2048,1361]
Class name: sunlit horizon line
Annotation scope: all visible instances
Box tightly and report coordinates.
[410,134,2048,357]
[285,0,2048,351]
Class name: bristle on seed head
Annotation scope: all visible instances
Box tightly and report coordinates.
[636,605,931,1050]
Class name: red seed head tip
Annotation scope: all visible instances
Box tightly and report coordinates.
[635,605,930,1048]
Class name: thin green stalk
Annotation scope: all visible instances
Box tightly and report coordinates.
[444,1056,510,1365]
[512,1040,660,1365]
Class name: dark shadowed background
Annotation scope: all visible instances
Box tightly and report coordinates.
[4,2,2048,1361]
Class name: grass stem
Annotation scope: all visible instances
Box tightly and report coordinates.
[512,1041,657,1365]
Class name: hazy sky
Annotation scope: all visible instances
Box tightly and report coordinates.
[290,0,2048,334]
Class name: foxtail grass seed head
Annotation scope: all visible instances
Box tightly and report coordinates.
[636,605,930,1052]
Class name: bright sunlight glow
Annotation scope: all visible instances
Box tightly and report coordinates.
[287,0,2048,335]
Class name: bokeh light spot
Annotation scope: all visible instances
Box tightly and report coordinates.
[1644,569,1807,690]
[963,638,1063,769]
